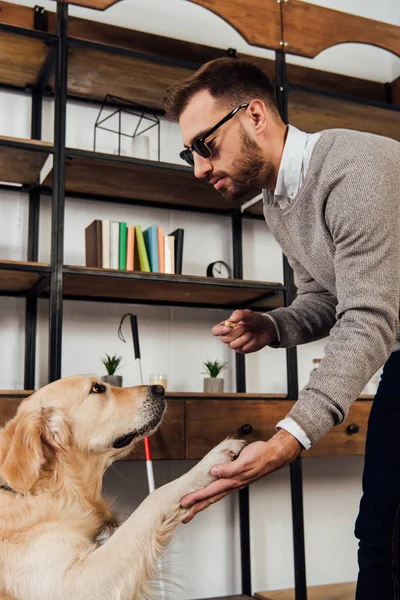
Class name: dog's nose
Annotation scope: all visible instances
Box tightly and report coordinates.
[150,385,165,396]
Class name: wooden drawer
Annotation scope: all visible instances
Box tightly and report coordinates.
[186,399,372,459]
[0,394,26,426]
[125,400,185,460]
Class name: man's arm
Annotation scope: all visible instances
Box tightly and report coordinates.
[267,255,337,348]
[288,144,400,445]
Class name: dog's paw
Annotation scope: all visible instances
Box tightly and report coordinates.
[190,438,246,488]
[206,438,246,466]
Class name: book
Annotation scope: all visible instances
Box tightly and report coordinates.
[119,222,127,270]
[168,228,184,274]
[164,235,175,275]
[135,225,151,272]
[143,225,159,272]
[85,220,102,268]
[126,226,135,271]
[157,227,165,273]
[102,220,110,269]
[110,221,120,270]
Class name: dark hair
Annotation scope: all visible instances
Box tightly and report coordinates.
[164,57,278,120]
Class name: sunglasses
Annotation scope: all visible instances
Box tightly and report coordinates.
[180,103,249,167]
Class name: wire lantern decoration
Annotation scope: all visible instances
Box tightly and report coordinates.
[94,94,161,161]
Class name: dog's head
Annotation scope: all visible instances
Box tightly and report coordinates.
[0,375,165,494]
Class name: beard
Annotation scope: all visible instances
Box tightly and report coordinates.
[216,126,274,202]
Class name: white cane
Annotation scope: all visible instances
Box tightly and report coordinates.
[118,313,165,597]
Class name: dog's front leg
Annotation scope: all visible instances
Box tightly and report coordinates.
[65,438,244,600]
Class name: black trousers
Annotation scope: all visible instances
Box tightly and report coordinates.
[355,351,400,599]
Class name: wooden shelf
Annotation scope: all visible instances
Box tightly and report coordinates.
[255,581,356,600]
[0,24,55,92]
[199,596,255,600]
[67,41,194,110]
[0,137,53,186]
[42,148,256,212]
[62,266,284,310]
[289,87,400,142]
[0,261,283,310]
[0,260,50,295]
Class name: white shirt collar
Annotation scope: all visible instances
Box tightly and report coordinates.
[274,125,309,205]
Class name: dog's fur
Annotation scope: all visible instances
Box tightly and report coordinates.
[0,375,244,600]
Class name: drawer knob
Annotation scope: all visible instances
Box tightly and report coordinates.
[346,423,359,435]
[240,423,253,436]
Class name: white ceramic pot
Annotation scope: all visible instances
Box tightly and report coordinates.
[101,375,123,387]
[203,377,224,393]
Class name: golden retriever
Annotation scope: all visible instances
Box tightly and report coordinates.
[0,375,244,600]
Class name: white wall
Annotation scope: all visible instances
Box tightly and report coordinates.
[1,0,399,596]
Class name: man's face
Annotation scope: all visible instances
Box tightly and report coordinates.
[179,90,272,202]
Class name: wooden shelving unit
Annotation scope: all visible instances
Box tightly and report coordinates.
[254,581,356,600]
[201,596,254,600]
[0,261,284,309]
[0,136,53,185]
[288,88,400,141]
[42,148,257,211]
[62,266,284,309]
[0,26,55,90]
[0,260,50,295]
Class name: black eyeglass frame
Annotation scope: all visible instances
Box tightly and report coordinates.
[179,102,249,167]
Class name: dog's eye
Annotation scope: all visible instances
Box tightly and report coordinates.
[90,383,106,394]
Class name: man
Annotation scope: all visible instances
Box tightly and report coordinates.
[163,57,400,598]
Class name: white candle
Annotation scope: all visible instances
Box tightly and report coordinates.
[149,374,167,390]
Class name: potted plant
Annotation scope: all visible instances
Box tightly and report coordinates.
[101,353,123,387]
[202,358,227,393]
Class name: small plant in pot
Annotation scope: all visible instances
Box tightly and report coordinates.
[101,353,123,387]
[202,358,227,393]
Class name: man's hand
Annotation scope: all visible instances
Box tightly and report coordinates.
[212,309,277,353]
[180,429,303,523]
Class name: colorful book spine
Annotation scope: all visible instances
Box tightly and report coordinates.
[143,225,159,272]
[135,225,151,272]
[110,221,120,270]
[119,222,127,270]
[126,226,135,271]
[164,235,175,274]
[157,227,165,273]
[102,220,110,269]
[85,220,102,268]
[168,228,184,274]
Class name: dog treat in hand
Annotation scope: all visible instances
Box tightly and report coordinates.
[224,320,235,329]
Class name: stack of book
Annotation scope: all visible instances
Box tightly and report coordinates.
[85,220,184,274]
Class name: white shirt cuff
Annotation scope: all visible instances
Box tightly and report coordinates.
[262,313,281,342]
[276,417,312,450]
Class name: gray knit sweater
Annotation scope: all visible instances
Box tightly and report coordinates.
[264,129,400,445]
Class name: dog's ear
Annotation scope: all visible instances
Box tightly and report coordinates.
[0,407,71,494]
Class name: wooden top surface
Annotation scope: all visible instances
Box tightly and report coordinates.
[255,581,356,600]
